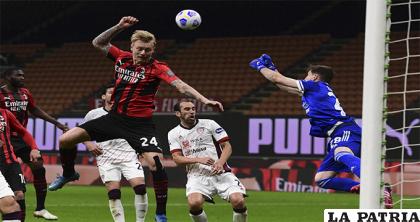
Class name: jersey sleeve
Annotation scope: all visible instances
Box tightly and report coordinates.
[168,130,182,154]
[6,110,38,150]
[209,120,229,143]
[82,110,96,124]
[106,45,132,62]
[296,80,320,93]
[156,64,179,84]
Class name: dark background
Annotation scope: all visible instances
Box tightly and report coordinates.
[1,0,369,44]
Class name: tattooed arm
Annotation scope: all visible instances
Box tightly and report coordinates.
[171,79,224,111]
[92,16,139,54]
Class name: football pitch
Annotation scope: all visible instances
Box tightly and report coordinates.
[23,185,419,222]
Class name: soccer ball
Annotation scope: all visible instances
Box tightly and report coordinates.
[175,9,201,30]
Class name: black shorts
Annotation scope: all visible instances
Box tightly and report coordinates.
[0,163,26,192]
[10,136,35,164]
[79,112,162,154]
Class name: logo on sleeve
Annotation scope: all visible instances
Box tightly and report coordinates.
[215,127,224,134]
[166,69,175,76]
[0,115,6,133]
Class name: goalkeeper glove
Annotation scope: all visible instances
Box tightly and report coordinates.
[260,54,277,71]
[249,58,266,71]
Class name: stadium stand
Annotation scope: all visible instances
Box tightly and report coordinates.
[0,43,46,65]
[158,34,330,108]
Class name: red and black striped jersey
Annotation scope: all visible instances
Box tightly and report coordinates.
[0,86,36,133]
[107,45,179,118]
[0,108,38,164]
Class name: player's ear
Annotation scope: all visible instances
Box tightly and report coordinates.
[175,111,181,118]
[101,94,106,100]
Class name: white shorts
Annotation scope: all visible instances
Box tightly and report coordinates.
[0,172,14,199]
[186,172,246,201]
[98,159,144,183]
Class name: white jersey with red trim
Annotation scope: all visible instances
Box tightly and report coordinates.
[83,107,138,166]
[168,119,230,176]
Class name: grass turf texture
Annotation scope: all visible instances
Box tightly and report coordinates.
[23,185,419,222]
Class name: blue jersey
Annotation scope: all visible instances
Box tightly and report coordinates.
[297,80,354,137]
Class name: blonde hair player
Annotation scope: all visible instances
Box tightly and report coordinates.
[48,16,223,222]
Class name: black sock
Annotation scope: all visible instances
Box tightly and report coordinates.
[233,207,247,213]
[17,199,26,222]
[32,166,47,211]
[151,168,168,215]
[2,211,21,220]
[133,184,147,195]
[60,147,77,177]
[189,209,203,216]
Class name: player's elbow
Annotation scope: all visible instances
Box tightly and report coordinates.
[92,38,99,48]
[172,156,184,165]
[92,38,106,49]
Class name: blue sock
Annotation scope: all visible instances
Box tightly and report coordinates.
[335,152,361,178]
[317,177,359,192]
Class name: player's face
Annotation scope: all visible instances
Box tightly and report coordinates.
[131,40,155,65]
[179,102,196,124]
[102,87,114,106]
[9,70,25,88]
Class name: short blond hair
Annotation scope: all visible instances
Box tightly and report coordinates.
[131,30,156,45]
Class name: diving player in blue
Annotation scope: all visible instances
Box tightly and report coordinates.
[249,54,393,208]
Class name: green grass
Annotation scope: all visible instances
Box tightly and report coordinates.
[23,185,419,222]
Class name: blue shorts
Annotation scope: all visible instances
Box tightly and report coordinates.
[318,123,361,173]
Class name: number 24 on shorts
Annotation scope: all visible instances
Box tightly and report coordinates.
[139,137,158,147]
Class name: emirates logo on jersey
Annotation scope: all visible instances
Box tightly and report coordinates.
[115,65,146,83]
[4,100,28,112]
[3,96,29,112]
[0,115,6,133]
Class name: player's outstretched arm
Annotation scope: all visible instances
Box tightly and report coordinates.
[249,54,300,94]
[30,106,69,132]
[170,79,224,111]
[172,151,215,166]
[92,16,139,54]
[274,83,301,95]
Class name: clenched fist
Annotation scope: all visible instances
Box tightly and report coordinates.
[117,16,139,29]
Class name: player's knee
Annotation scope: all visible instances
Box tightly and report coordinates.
[230,194,245,209]
[108,189,121,200]
[314,173,325,182]
[133,184,146,195]
[59,135,72,149]
[13,191,24,201]
[0,197,20,214]
[188,197,204,210]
